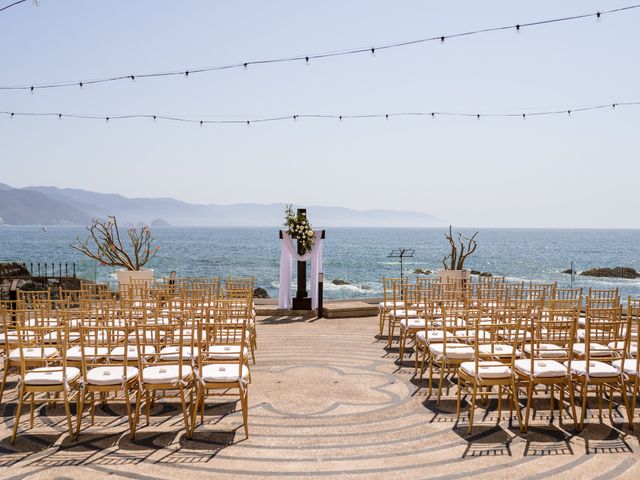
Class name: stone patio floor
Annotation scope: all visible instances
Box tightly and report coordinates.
[1,315,639,479]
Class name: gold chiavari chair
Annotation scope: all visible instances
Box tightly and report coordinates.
[415,298,445,379]
[76,318,139,438]
[428,308,475,404]
[588,287,620,302]
[515,303,578,432]
[379,277,404,338]
[457,308,523,433]
[614,298,640,425]
[570,305,631,431]
[16,288,51,309]
[386,278,411,347]
[0,303,25,403]
[398,283,426,362]
[11,323,81,442]
[134,314,196,438]
[192,298,250,438]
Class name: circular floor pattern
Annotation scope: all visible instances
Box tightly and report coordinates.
[1,315,639,479]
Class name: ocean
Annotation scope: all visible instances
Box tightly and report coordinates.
[1,226,639,301]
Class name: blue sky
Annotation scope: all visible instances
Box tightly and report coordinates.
[1,1,639,228]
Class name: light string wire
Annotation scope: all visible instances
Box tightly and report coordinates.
[1,102,638,126]
[1,4,639,91]
[0,0,28,13]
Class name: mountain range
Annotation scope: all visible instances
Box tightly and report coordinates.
[0,183,443,227]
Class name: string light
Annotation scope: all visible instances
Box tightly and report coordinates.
[1,101,638,126]
[0,0,28,14]
[2,4,639,91]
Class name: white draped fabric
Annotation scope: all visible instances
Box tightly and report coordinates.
[278,230,324,309]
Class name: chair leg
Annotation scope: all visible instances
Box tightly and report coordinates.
[241,388,249,439]
[11,385,25,443]
[469,383,478,434]
[436,362,445,406]
[523,381,534,433]
[76,388,85,438]
[178,386,191,439]
[90,392,95,425]
[512,378,523,431]
[619,382,634,430]
[497,385,503,422]
[629,380,639,430]
[29,392,35,429]
[62,390,74,441]
[123,387,134,435]
[579,380,588,431]
[399,330,406,362]
[456,375,463,425]
[387,320,396,348]
[0,363,10,404]
[132,389,142,439]
[567,379,578,432]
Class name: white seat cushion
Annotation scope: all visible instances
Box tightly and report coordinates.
[608,341,638,356]
[568,360,619,378]
[0,331,20,344]
[523,343,568,358]
[128,330,165,342]
[66,346,109,361]
[416,330,445,343]
[429,343,475,360]
[142,365,192,384]
[159,346,199,361]
[43,332,80,343]
[207,345,249,359]
[455,330,492,342]
[460,361,512,379]
[390,310,419,319]
[478,344,516,357]
[9,347,58,361]
[612,359,638,376]
[200,363,249,383]
[400,318,425,329]
[87,366,139,386]
[434,317,466,328]
[514,359,567,378]
[379,301,405,308]
[111,345,156,360]
[572,343,611,357]
[24,366,80,386]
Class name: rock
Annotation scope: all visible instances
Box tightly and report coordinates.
[253,287,270,299]
[0,262,31,277]
[414,269,431,275]
[360,285,372,290]
[151,218,170,227]
[332,279,351,285]
[562,269,576,274]
[470,270,493,277]
[580,267,639,279]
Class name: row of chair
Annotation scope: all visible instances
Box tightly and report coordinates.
[379,277,639,433]
[1,276,256,443]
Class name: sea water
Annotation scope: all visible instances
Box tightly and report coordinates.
[1,226,639,301]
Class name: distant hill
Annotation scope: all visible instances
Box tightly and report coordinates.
[1,183,444,227]
[0,189,88,225]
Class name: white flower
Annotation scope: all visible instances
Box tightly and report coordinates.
[307,230,313,237]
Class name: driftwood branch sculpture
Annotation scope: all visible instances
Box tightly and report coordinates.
[70,216,159,271]
[442,225,479,270]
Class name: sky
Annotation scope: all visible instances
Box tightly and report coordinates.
[1,1,639,228]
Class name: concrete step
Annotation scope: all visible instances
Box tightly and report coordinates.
[322,301,379,318]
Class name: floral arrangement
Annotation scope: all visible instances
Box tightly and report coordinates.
[71,216,159,271]
[284,205,315,254]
